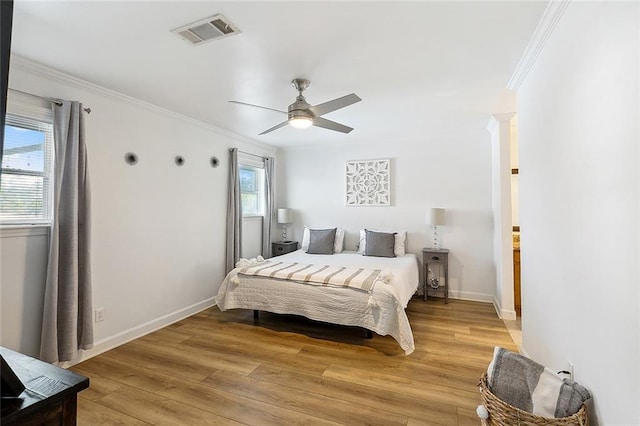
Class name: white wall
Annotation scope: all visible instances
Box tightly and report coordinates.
[0,56,276,360]
[278,133,496,301]
[518,2,639,424]
[0,228,49,357]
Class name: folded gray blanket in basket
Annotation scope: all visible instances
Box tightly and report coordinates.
[487,347,590,418]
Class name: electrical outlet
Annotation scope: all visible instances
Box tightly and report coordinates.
[95,307,105,323]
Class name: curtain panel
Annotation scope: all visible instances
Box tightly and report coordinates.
[40,100,93,363]
[225,148,242,273]
[262,157,275,258]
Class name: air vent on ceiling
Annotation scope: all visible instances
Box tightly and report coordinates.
[171,14,240,46]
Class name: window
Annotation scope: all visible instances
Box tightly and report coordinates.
[239,165,265,216]
[1,114,54,225]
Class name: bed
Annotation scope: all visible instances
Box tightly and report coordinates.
[214,249,420,354]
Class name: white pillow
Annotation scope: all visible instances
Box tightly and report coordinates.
[301,226,345,253]
[358,229,406,256]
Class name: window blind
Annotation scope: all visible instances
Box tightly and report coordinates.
[1,114,54,224]
[238,151,265,169]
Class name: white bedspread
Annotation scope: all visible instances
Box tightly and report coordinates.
[215,250,420,354]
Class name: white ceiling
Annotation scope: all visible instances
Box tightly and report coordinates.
[10,1,547,147]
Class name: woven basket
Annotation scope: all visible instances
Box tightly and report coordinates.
[478,373,588,426]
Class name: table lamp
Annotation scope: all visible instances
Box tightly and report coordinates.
[277,208,293,242]
[428,208,445,249]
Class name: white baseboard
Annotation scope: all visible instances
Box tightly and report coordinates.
[61,298,216,368]
[501,309,517,320]
[425,290,494,305]
[448,289,494,303]
[492,295,517,320]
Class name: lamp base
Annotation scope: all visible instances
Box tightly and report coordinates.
[429,277,440,289]
[432,225,441,250]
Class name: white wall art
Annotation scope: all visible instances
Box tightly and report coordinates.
[345,159,391,206]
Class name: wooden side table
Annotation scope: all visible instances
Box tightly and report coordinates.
[272,241,298,257]
[0,346,89,425]
[422,248,450,303]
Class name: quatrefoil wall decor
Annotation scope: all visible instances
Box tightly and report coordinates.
[345,159,391,206]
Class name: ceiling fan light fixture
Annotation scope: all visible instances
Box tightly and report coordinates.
[289,116,313,129]
[230,78,361,135]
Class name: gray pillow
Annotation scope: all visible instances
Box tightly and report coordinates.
[364,229,396,258]
[306,228,337,255]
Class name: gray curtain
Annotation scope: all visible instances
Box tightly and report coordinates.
[40,100,93,363]
[262,157,274,258]
[225,148,242,273]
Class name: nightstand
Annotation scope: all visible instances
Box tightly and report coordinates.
[422,248,450,303]
[272,241,298,257]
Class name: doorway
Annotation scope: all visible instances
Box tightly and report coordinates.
[510,118,521,317]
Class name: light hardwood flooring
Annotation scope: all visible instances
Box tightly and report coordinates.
[71,298,517,425]
[503,317,522,349]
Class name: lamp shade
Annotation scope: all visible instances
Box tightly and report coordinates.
[428,208,445,226]
[277,208,293,224]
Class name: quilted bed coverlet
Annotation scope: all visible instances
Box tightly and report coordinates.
[215,250,420,354]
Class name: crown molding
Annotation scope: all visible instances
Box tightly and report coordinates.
[486,0,569,131]
[507,0,571,90]
[9,54,276,154]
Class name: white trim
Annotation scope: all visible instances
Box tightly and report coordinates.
[486,116,499,133]
[486,112,516,135]
[492,295,517,320]
[424,291,494,304]
[507,0,571,90]
[493,296,502,318]
[9,54,276,156]
[447,290,495,304]
[500,308,517,321]
[60,298,216,368]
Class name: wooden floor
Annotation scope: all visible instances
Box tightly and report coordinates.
[71,298,517,425]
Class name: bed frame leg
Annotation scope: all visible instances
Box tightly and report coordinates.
[253,310,259,321]
[365,329,373,339]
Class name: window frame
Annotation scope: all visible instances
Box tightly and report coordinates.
[238,154,267,218]
[1,111,54,227]
[238,163,265,218]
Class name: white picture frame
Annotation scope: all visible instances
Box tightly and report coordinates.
[345,159,391,206]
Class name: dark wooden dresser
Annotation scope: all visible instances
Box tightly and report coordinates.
[1,346,89,425]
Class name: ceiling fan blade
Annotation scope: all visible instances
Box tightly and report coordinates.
[259,120,290,135]
[312,117,354,134]
[229,100,287,114]
[308,93,361,117]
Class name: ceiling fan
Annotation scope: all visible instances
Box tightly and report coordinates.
[230,79,361,135]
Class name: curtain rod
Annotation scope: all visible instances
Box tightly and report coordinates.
[235,149,272,160]
[9,88,92,114]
